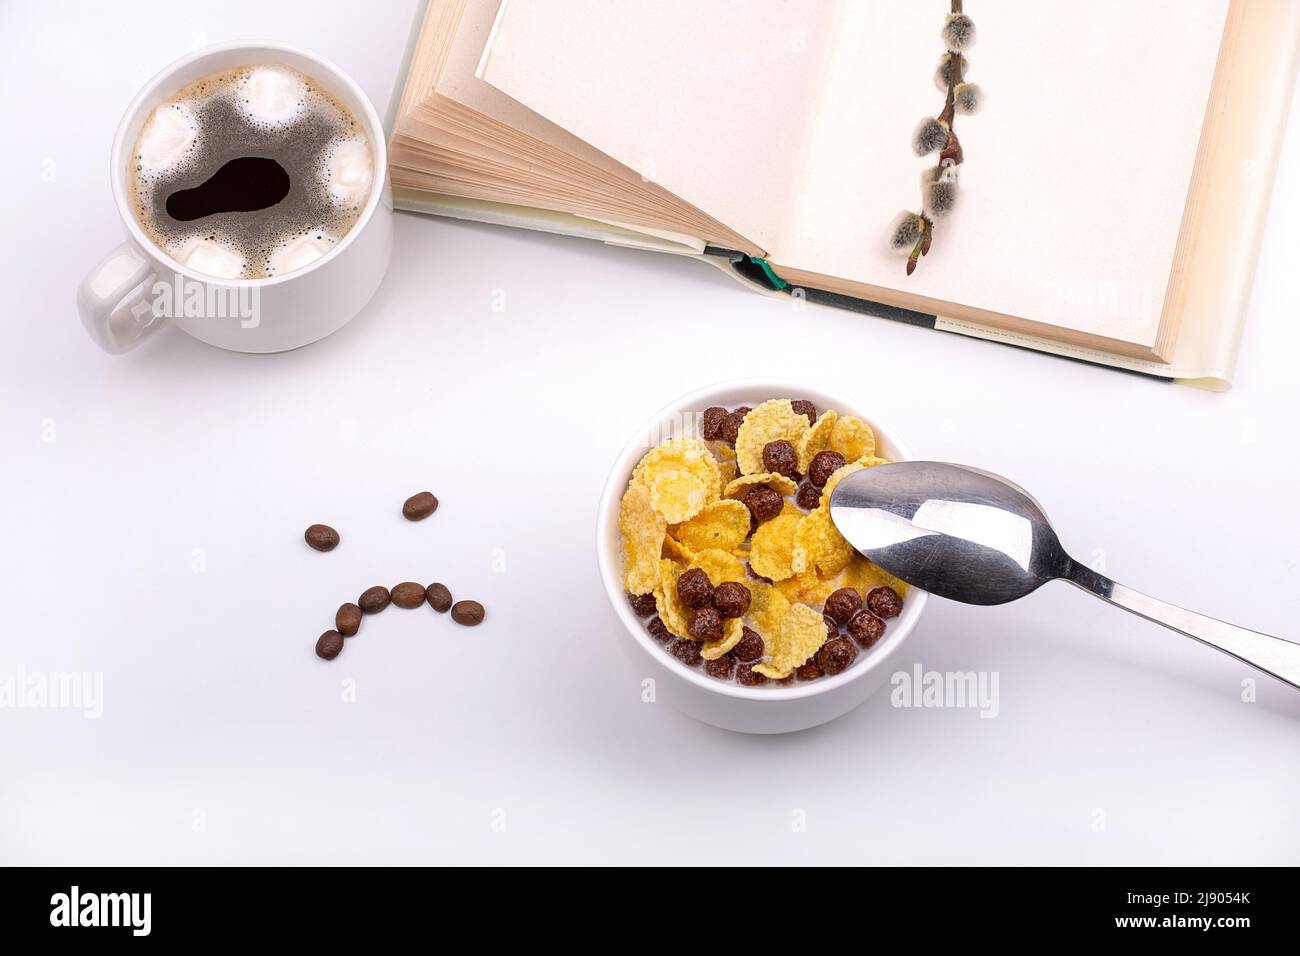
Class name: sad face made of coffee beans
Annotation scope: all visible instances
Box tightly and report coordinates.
[303,490,486,661]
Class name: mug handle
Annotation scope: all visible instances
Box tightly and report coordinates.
[77,241,165,354]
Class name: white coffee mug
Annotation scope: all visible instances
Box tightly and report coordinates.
[77,41,393,354]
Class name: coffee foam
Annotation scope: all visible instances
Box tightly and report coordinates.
[321,137,373,205]
[237,66,307,127]
[170,236,246,279]
[266,232,336,276]
[128,64,373,280]
[136,102,198,175]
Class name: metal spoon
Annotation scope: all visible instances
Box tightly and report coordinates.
[829,461,1300,690]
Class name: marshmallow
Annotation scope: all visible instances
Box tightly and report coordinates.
[239,67,306,125]
[267,234,334,276]
[322,137,373,205]
[172,237,246,279]
[136,102,197,174]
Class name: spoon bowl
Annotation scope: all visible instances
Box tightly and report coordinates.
[830,460,1300,690]
[830,462,1072,605]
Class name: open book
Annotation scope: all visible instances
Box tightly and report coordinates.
[388,0,1299,387]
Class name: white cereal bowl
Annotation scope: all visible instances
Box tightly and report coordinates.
[596,378,929,734]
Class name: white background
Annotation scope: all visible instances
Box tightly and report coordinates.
[1,0,1297,865]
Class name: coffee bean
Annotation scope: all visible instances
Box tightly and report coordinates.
[335,603,362,637]
[391,582,426,609]
[304,524,339,552]
[315,630,344,660]
[358,586,391,614]
[402,491,439,521]
[451,600,485,626]
[426,582,453,613]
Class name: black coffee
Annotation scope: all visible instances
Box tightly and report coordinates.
[129,65,374,279]
[165,157,290,221]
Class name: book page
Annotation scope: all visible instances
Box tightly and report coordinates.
[479,0,1231,352]
[777,0,1232,351]
[479,0,837,254]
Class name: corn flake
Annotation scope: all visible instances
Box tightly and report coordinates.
[653,558,692,638]
[744,580,791,638]
[673,499,751,553]
[839,552,910,601]
[776,570,840,606]
[795,410,837,473]
[701,617,744,660]
[723,472,798,500]
[661,533,693,562]
[827,417,877,462]
[748,511,802,582]
[689,548,747,586]
[755,603,828,679]
[646,468,712,525]
[818,455,889,508]
[791,507,853,577]
[632,437,722,522]
[619,482,666,595]
[735,400,813,475]
[717,458,738,487]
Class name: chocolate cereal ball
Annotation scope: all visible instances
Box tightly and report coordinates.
[809,450,847,488]
[817,637,858,676]
[867,586,904,619]
[735,663,768,686]
[795,483,821,511]
[669,639,702,667]
[701,406,729,441]
[762,440,799,480]
[796,660,824,681]
[823,614,839,640]
[743,485,783,523]
[628,591,658,616]
[791,400,818,426]
[733,626,764,663]
[677,568,714,609]
[824,587,864,625]
[646,616,670,641]
[712,581,751,618]
[705,656,736,681]
[717,406,751,443]
[688,606,723,642]
[847,609,886,648]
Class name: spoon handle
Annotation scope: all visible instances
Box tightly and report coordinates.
[1066,562,1300,690]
